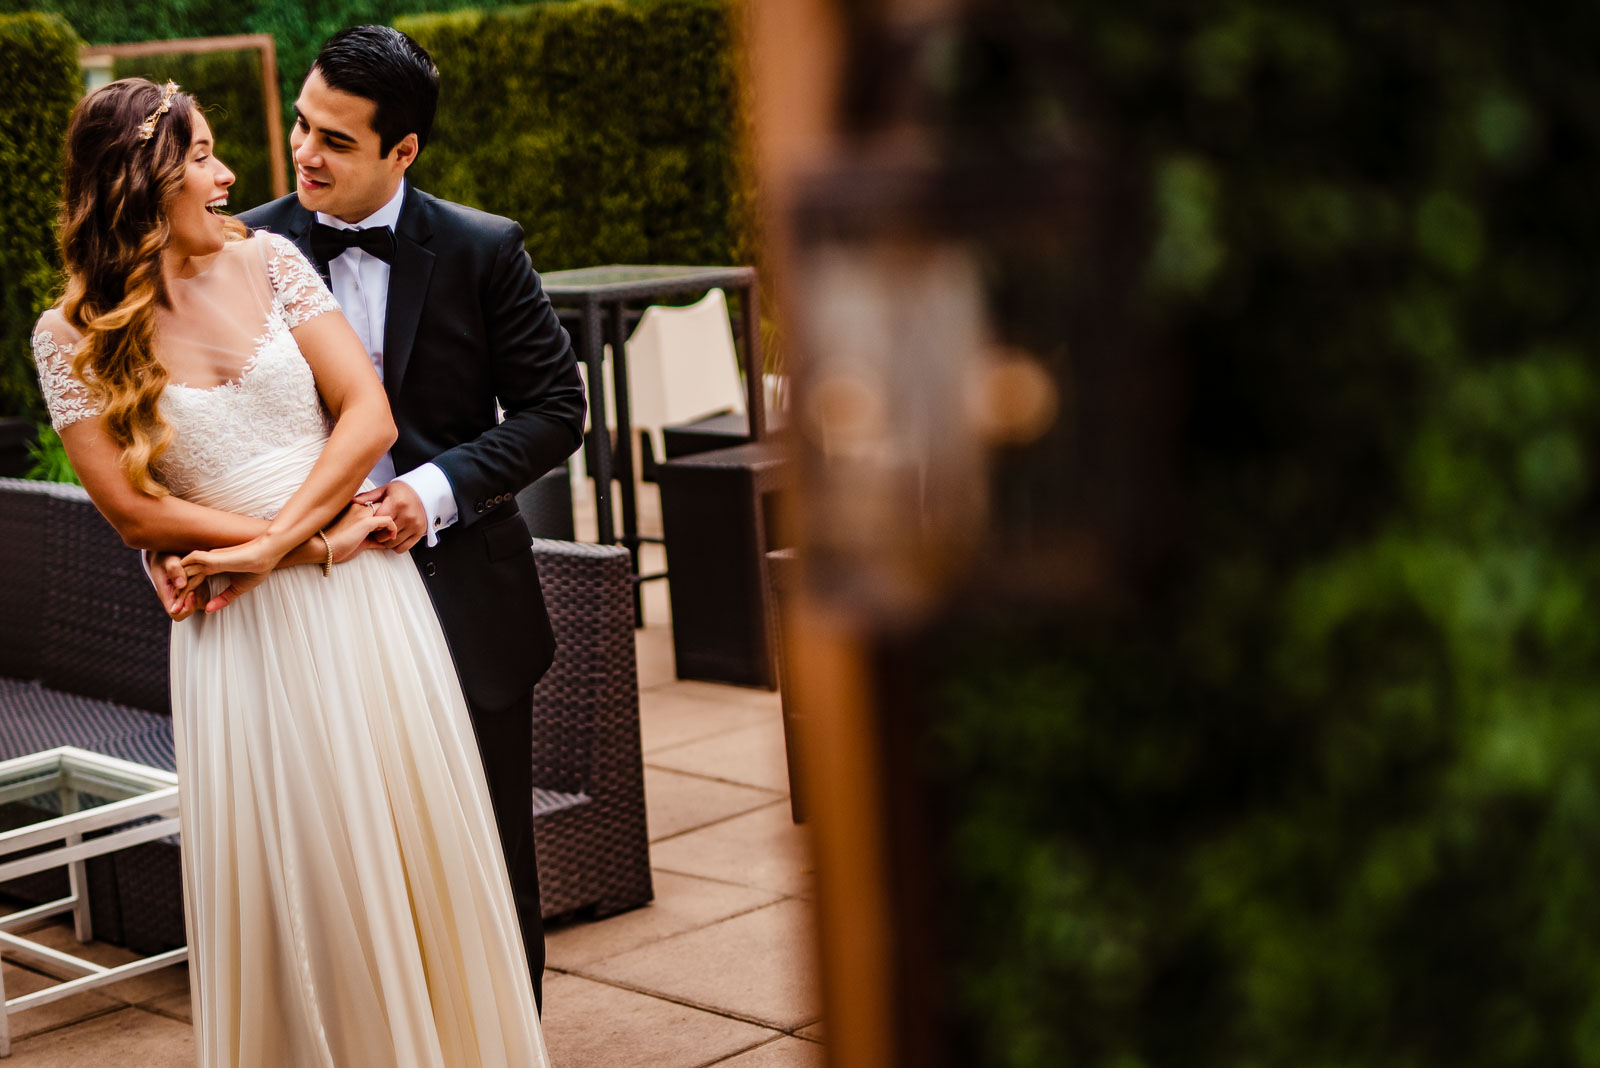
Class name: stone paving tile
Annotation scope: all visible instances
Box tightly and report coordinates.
[640,688,774,755]
[23,925,190,1007]
[1,960,123,1041]
[638,541,671,623]
[6,1006,191,1066]
[708,1035,827,1067]
[637,626,679,691]
[581,899,821,1032]
[547,871,781,971]
[540,973,776,1068]
[646,766,784,842]
[650,681,782,712]
[135,989,191,1024]
[648,719,793,793]
[650,802,815,898]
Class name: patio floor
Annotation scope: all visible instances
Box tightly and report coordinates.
[0,487,823,1066]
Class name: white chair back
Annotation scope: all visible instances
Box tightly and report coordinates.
[570,288,745,486]
[626,288,745,464]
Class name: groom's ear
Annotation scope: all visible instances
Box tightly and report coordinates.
[390,132,420,173]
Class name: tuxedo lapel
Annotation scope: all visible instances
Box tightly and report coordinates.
[273,205,327,287]
[382,186,435,405]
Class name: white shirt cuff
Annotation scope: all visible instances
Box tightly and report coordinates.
[393,462,459,548]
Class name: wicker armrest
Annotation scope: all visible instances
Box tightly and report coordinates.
[527,538,653,918]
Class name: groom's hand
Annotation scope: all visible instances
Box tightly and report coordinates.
[354,482,429,553]
[147,550,201,621]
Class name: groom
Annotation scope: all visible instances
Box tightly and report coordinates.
[151,25,585,1006]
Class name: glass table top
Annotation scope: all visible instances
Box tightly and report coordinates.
[542,264,755,297]
[0,748,177,835]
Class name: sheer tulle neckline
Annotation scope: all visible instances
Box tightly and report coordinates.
[162,311,277,392]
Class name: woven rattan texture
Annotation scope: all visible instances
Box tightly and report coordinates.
[0,679,169,757]
[0,479,49,681]
[0,480,175,715]
[529,539,653,918]
[517,465,576,541]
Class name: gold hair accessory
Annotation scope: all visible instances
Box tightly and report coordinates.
[137,81,180,144]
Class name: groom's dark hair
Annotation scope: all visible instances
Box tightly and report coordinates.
[310,25,440,158]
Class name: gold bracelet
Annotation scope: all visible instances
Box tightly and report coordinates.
[315,530,332,577]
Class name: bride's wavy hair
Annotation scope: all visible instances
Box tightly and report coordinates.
[57,77,246,496]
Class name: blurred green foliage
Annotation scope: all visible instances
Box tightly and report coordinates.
[920,4,1600,1066]
[25,423,78,483]
[0,12,79,422]
[113,49,278,215]
[398,0,753,270]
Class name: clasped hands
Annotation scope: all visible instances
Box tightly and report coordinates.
[152,482,429,621]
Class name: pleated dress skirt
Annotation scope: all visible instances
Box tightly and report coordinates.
[168,437,549,1068]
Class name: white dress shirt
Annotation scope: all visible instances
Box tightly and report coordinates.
[318,180,458,546]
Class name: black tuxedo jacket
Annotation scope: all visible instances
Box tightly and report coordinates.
[240,186,587,710]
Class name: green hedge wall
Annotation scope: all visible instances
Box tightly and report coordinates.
[915,5,1600,1067]
[398,0,753,270]
[0,12,80,421]
[1,0,751,268]
[0,0,556,147]
[113,48,278,215]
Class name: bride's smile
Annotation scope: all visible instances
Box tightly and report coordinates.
[165,112,235,260]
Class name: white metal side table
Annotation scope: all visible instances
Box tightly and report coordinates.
[0,747,184,1057]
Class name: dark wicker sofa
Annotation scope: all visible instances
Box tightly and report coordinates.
[0,477,651,952]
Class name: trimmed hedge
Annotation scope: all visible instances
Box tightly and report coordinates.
[2,0,752,269]
[0,0,557,143]
[399,0,753,270]
[113,48,278,215]
[0,12,80,421]
[914,5,1600,1068]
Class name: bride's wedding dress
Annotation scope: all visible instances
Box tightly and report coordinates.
[32,233,550,1068]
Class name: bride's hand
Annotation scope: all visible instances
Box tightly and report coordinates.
[325,502,397,563]
[180,535,287,588]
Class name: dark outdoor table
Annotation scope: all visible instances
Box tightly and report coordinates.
[542,265,764,623]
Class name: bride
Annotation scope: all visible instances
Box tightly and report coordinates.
[32,78,549,1066]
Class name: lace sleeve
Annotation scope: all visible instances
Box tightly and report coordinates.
[31,318,99,430]
[262,232,341,329]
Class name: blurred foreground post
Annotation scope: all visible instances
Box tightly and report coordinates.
[753,1,1170,1065]
[759,1,1600,1065]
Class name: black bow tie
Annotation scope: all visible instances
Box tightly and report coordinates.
[309,222,396,267]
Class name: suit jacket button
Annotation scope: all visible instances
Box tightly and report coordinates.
[424,562,437,577]
[475,502,484,513]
